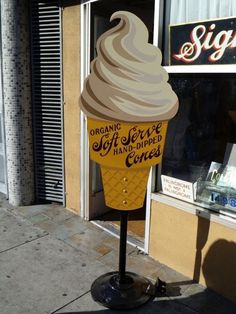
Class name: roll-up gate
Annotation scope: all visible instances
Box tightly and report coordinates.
[31,1,64,203]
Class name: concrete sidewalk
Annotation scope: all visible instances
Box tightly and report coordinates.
[0,195,235,314]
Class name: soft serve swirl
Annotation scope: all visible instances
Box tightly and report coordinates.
[80,11,178,122]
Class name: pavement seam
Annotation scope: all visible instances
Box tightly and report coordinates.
[50,290,91,314]
[0,233,49,254]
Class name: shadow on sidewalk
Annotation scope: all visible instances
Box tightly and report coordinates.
[55,279,236,314]
[56,289,236,314]
[55,237,236,314]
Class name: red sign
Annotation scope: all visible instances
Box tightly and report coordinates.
[170,17,236,65]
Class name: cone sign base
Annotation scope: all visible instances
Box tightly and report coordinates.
[91,271,154,310]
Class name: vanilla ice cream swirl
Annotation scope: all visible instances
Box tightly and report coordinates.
[80,11,178,122]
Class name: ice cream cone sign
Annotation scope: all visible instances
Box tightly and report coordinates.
[80,11,179,210]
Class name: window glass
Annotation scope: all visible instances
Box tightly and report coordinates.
[163,0,236,65]
[160,74,236,215]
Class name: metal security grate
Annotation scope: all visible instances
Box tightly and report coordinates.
[31,1,64,203]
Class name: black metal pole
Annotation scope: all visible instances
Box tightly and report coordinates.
[91,208,155,309]
[118,210,128,284]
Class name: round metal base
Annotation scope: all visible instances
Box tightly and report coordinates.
[91,271,154,310]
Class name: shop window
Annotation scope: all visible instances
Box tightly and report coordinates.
[161,75,236,216]
[159,0,236,217]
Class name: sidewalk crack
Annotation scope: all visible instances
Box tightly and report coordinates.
[50,290,91,314]
[0,233,49,254]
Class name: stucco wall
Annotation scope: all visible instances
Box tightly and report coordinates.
[63,3,81,213]
[149,199,236,302]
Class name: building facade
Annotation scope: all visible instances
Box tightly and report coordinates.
[1,0,236,302]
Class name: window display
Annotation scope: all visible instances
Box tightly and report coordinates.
[161,74,236,215]
[159,0,236,217]
[196,161,236,214]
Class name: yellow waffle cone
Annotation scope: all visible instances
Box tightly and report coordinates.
[87,118,168,210]
[101,166,150,210]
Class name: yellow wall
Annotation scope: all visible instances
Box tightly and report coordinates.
[149,200,236,302]
[63,3,81,214]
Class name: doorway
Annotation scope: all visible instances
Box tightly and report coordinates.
[85,0,155,247]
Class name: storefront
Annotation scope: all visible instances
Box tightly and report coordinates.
[62,0,236,302]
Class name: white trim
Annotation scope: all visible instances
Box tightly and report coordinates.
[144,0,163,253]
[165,64,236,73]
[82,0,99,4]
[80,3,91,220]
[144,168,153,253]
[153,0,161,46]
[91,220,144,251]
[91,221,120,240]
[151,193,236,231]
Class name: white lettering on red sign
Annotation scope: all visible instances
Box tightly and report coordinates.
[173,23,236,63]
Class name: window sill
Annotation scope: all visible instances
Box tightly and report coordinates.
[164,64,236,73]
[151,192,236,231]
